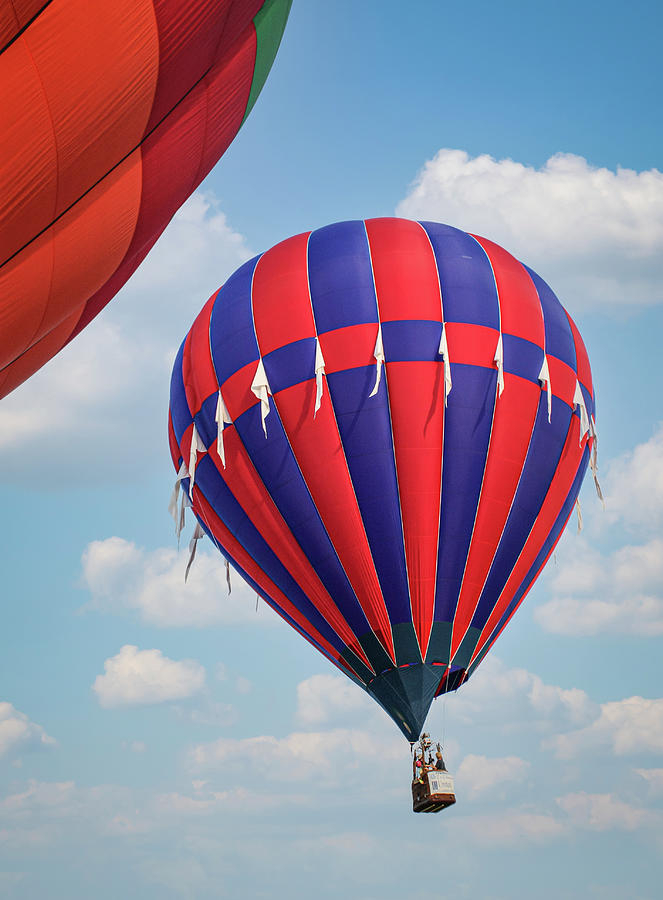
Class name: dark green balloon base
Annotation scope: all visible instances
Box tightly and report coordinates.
[366,663,446,741]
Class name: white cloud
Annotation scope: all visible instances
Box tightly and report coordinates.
[0,703,55,760]
[550,696,663,759]
[0,192,252,487]
[603,425,663,531]
[189,728,403,783]
[462,809,564,846]
[453,655,598,731]
[92,645,205,708]
[455,754,530,800]
[557,792,659,831]
[397,149,663,313]
[295,674,375,726]
[535,537,663,636]
[81,536,280,628]
[635,769,663,796]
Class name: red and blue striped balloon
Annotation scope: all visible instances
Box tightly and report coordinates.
[168,218,595,740]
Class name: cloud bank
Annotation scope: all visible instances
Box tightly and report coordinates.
[397,149,663,313]
[81,536,279,628]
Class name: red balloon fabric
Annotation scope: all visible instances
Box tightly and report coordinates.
[0,0,291,398]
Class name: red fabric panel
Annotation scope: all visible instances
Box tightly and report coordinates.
[365,217,445,656]
[218,359,258,421]
[468,415,585,666]
[445,323,499,368]
[215,0,263,47]
[146,0,232,131]
[177,299,374,671]
[470,506,575,671]
[69,15,255,341]
[0,1,45,45]
[252,232,315,354]
[271,378,396,663]
[0,151,142,370]
[472,235,545,346]
[547,354,578,409]
[183,293,220,406]
[22,0,157,224]
[566,311,594,399]
[319,323,377,373]
[384,361,444,657]
[146,1,263,131]
[450,372,541,659]
[449,243,544,660]
[207,430,374,670]
[192,487,365,683]
[0,34,57,264]
[365,218,442,322]
[0,306,79,397]
[168,412,181,468]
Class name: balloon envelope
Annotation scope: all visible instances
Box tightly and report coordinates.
[169,218,595,739]
[0,0,291,398]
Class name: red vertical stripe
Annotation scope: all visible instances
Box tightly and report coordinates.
[365,218,444,656]
[449,373,541,659]
[251,230,394,662]
[449,243,545,661]
[271,377,396,661]
[468,415,585,667]
[365,218,442,322]
[177,283,375,672]
[251,232,314,354]
[192,488,366,684]
[384,361,445,656]
[205,430,375,671]
[566,311,594,400]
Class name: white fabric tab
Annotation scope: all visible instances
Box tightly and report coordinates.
[494,333,504,397]
[573,381,590,444]
[369,325,385,397]
[438,323,452,404]
[185,521,204,582]
[169,461,188,527]
[225,558,231,594]
[215,389,233,468]
[538,355,552,422]
[188,423,207,500]
[588,415,605,507]
[314,338,326,417]
[575,496,583,533]
[251,359,272,436]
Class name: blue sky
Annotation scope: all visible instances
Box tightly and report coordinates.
[1,1,663,897]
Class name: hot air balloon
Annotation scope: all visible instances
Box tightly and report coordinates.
[168,217,597,744]
[0,0,291,399]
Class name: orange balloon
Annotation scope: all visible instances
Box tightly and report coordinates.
[0,0,291,398]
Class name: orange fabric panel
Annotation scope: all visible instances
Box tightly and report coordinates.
[0,151,143,369]
[0,37,58,262]
[0,233,53,370]
[0,307,80,398]
[1,0,158,262]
